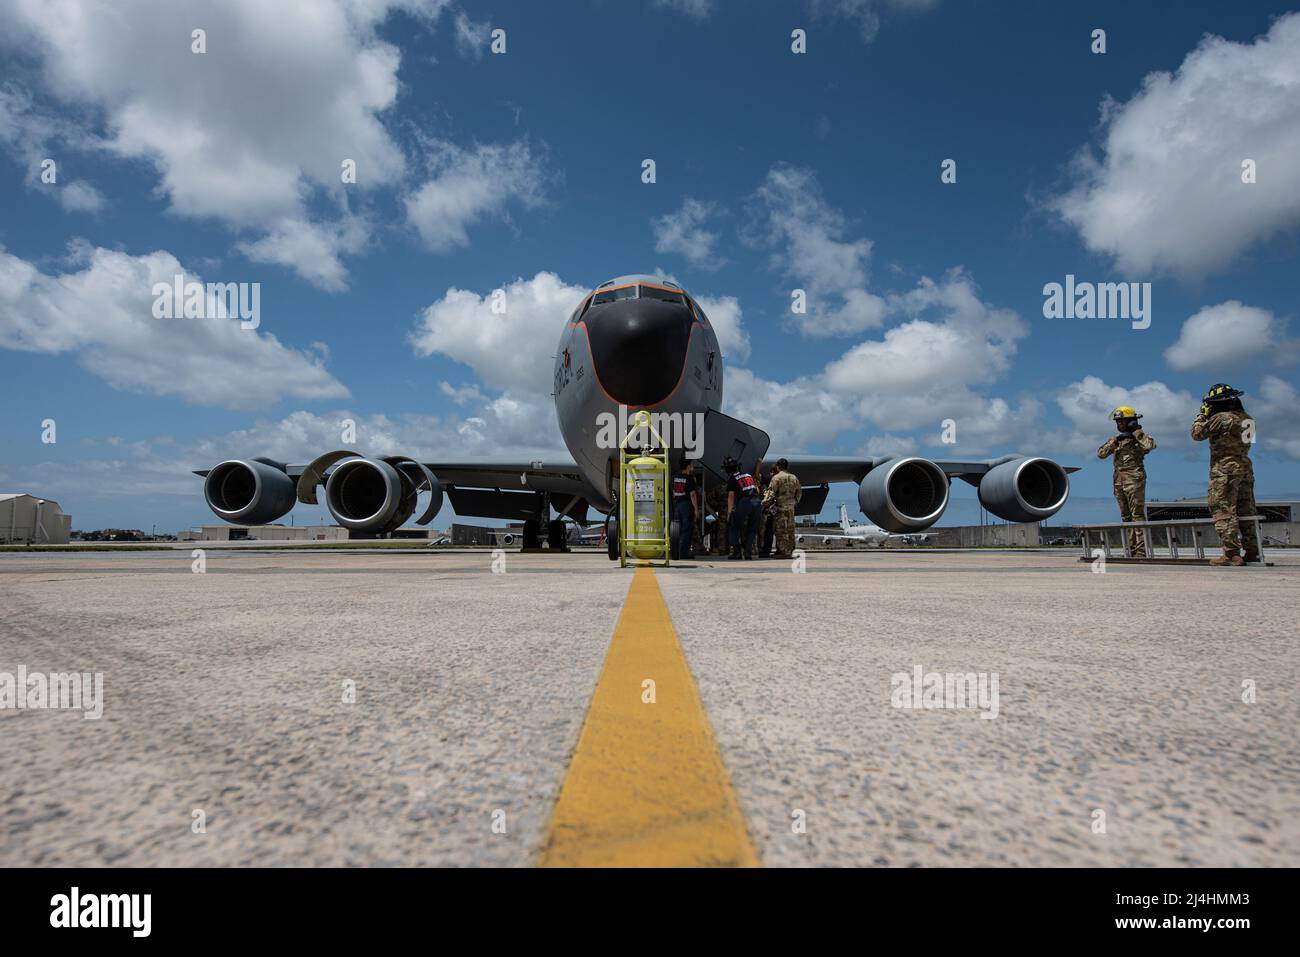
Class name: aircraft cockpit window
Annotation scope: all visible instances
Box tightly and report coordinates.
[689,299,709,323]
[590,285,638,306]
[638,285,685,305]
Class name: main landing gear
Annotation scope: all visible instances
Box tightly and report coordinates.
[521,517,569,551]
[606,513,619,560]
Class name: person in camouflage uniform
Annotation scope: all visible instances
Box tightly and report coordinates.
[702,473,730,555]
[1097,405,1157,557]
[763,458,802,558]
[1191,383,1258,566]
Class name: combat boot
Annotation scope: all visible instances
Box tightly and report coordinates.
[1242,548,1260,563]
[1209,548,1244,567]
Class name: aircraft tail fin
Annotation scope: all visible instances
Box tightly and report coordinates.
[839,503,851,532]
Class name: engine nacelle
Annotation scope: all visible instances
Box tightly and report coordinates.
[325,457,443,535]
[204,458,296,525]
[857,457,950,533]
[977,456,1070,523]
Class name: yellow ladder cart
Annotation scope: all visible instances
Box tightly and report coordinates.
[618,410,671,568]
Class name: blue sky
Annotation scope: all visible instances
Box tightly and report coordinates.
[1,0,1298,532]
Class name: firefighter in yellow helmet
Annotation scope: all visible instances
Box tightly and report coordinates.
[1191,384,1258,566]
[1097,405,1156,557]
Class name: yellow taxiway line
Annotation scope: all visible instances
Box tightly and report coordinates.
[539,566,758,867]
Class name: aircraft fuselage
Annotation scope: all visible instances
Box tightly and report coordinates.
[552,275,723,510]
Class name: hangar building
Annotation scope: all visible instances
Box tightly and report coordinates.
[1,493,72,545]
[1145,499,1299,546]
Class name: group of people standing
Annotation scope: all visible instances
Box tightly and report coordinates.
[670,455,802,561]
[1099,382,1259,566]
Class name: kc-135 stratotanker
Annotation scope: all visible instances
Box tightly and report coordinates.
[195,274,1076,554]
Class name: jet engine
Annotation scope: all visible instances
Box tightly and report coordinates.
[977,456,1069,523]
[324,456,444,535]
[204,458,296,526]
[857,457,950,533]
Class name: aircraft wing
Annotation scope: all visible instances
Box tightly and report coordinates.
[773,454,1080,486]
[427,459,599,523]
[195,453,600,526]
[392,459,589,494]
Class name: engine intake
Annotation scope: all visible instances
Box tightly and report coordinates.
[977,456,1069,523]
[324,456,443,535]
[857,457,950,532]
[204,459,296,526]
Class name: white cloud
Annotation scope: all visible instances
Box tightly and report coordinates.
[724,367,849,450]
[808,0,941,44]
[235,215,369,294]
[823,270,1027,420]
[651,0,714,20]
[652,198,727,270]
[452,9,489,59]
[1053,375,1198,454]
[748,164,886,336]
[0,244,349,409]
[0,86,106,212]
[719,271,1031,451]
[55,180,106,213]
[183,404,565,466]
[1049,12,1300,277]
[439,380,485,405]
[404,140,549,251]
[1164,300,1296,371]
[859,434,920,459]
[1250,375,1300,461]
[695,293,749,361]
[411,271,589,394]
[0,0,451,288]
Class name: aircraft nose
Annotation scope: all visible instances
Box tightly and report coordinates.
[584,300,693,406]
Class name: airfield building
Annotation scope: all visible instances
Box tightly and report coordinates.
[0,493,72,545]
[181,524,350,542]
[1145,499,1299,546]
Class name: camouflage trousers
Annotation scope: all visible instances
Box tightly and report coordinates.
[1209,459,1258,553]
[774,505,796,556]
[1112,472,1148,557]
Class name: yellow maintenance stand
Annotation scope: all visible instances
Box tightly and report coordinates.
[619,410,671,568]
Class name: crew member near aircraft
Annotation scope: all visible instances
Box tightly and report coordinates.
[724,456,762,560]
[753,459,769,559]
[1097,405,1156,557]
[671,456,699,561]
[757,459,776,558]
[1192,383,1259,566]
[763,459,802,558]
[703,475,729,555]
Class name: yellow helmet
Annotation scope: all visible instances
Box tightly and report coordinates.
[1110,406,1141,421]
